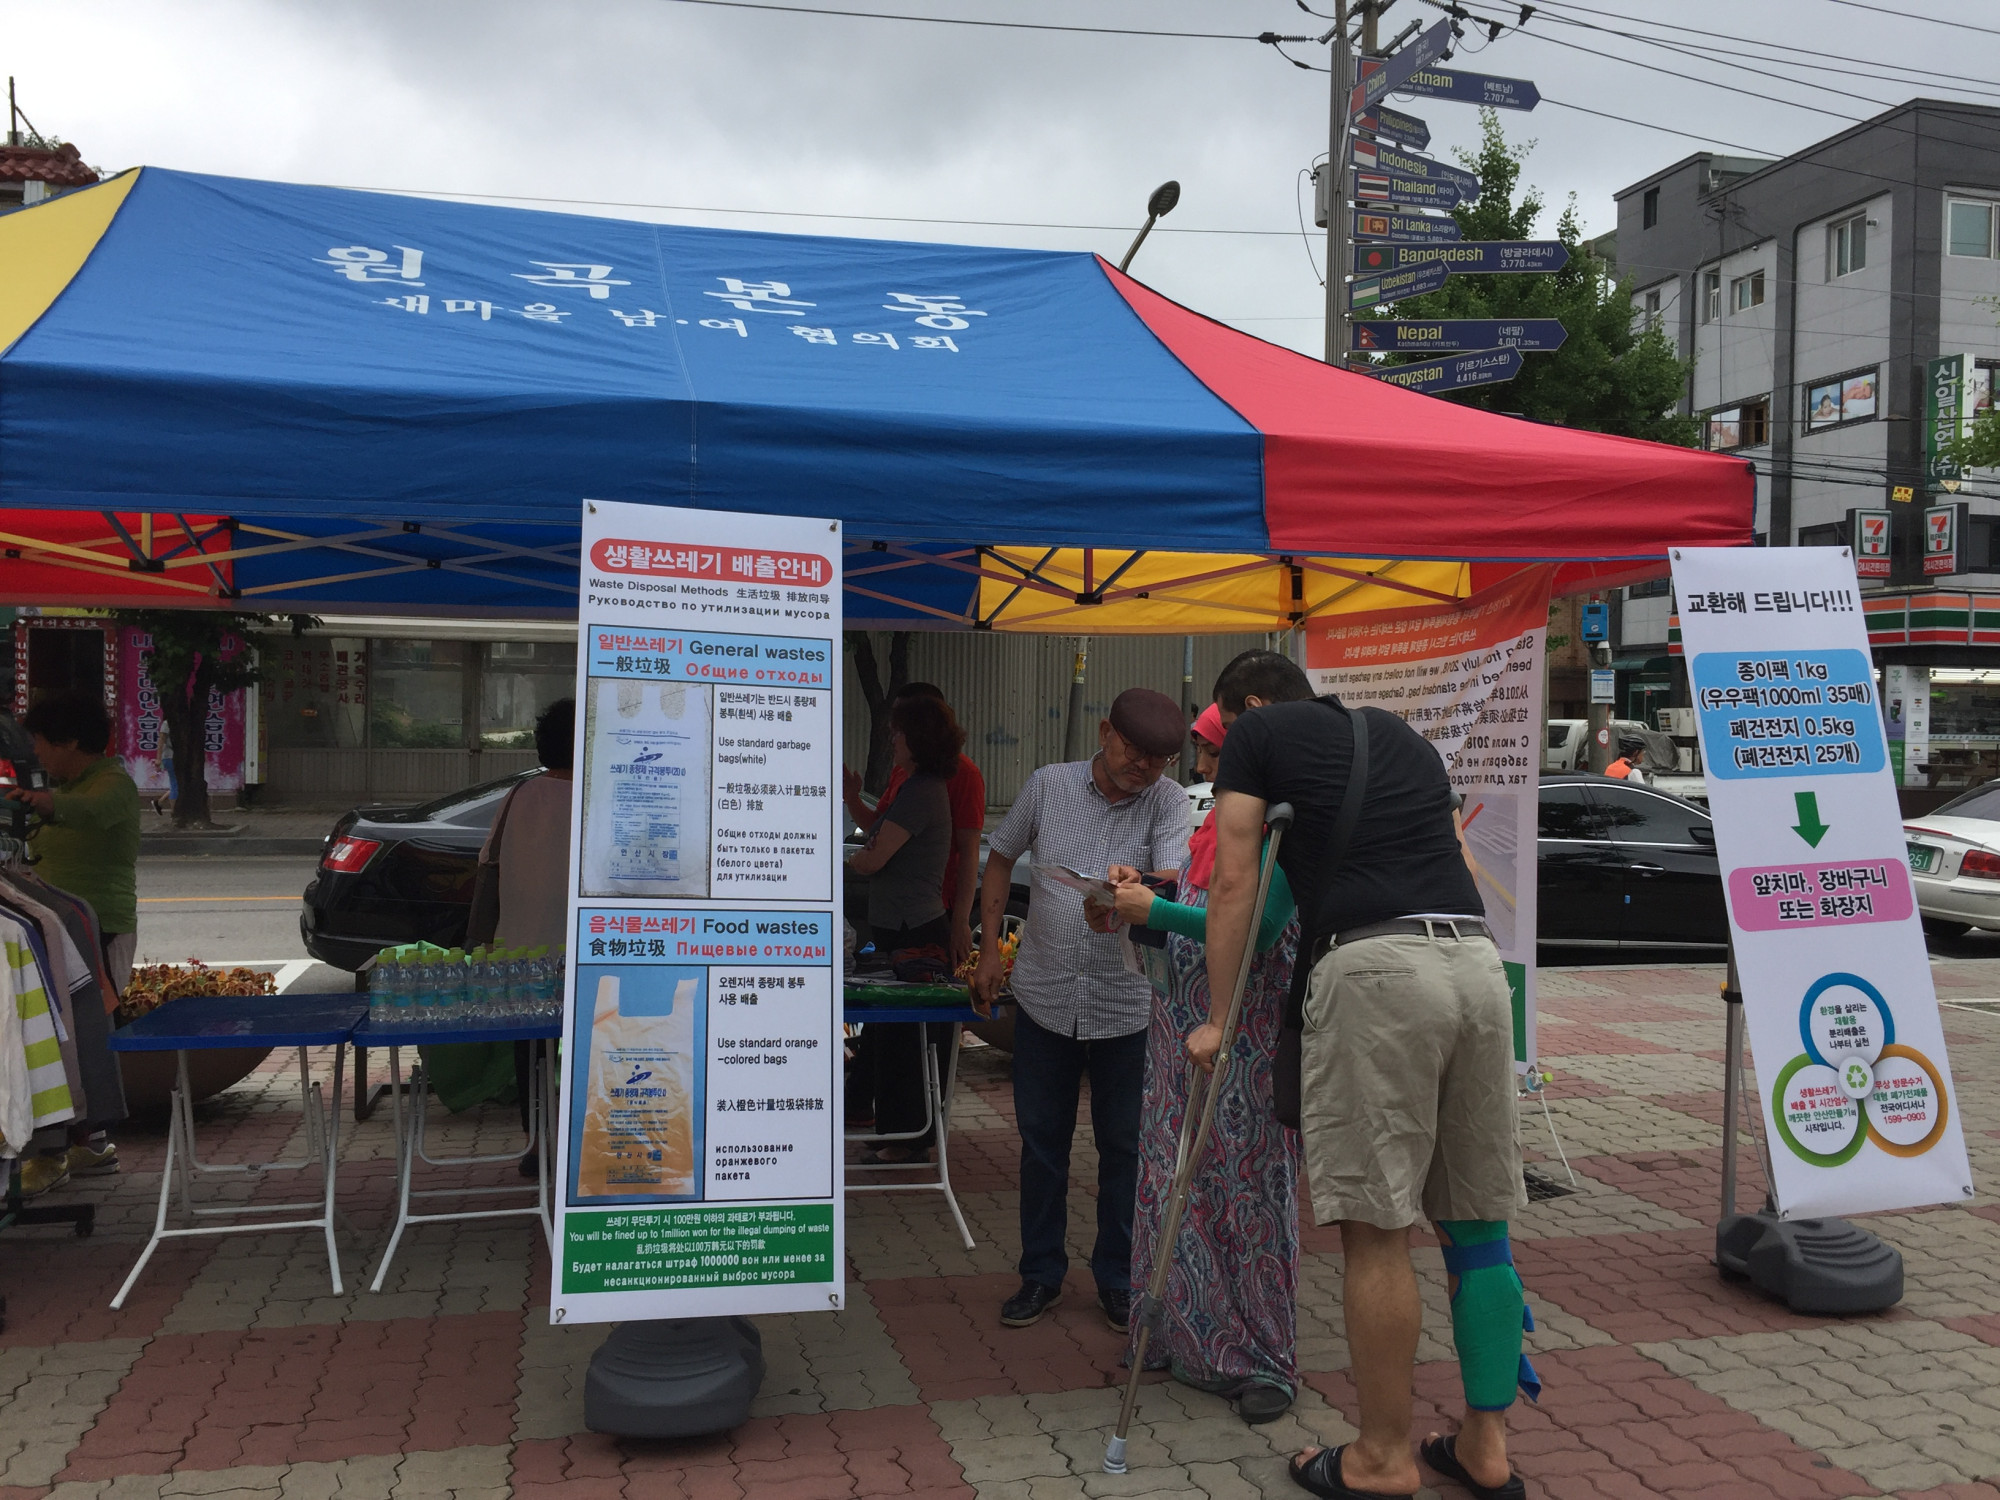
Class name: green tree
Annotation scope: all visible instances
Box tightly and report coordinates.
[1375,110,1698,444]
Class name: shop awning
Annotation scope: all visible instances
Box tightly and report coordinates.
[0,168,1754,627]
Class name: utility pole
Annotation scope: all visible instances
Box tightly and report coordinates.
[1323,2,1352,365]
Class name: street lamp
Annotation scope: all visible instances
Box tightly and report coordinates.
[1117,180,1181,273]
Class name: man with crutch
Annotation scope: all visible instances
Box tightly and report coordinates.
[1197,650,1534,1500]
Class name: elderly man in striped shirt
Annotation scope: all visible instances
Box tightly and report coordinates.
[971,688,1191,1334]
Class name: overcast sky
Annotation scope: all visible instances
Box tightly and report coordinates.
[10,0,1999,355]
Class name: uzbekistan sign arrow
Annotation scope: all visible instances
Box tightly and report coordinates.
[1349,20,1453,118]
[1369,347,1523,393]
[1352,169,1465,212]
[1352,240,1569,274]
[1350,139,1481,203]
[1351,210,1462,244]
[1352,318,1568,353]
[1354,104,1430,149]
[1349,261,1451,308]
[1391,67,1540,110]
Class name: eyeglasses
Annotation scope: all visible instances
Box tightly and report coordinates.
[1109,729,1178,771]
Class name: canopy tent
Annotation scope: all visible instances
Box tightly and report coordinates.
[0,168,1754,627]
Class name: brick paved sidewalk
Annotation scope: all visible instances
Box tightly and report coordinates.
[4,963,1999,1499]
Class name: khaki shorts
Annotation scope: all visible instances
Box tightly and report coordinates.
[1299,929,1524,1229]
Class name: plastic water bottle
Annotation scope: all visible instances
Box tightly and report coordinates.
[464,947,489,1022]
[387,955,415,1028]
[438,948,466,1020]
[367,957,391,1028]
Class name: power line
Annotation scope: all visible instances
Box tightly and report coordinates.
[652,0,1256,40]
[1820,0,2000,41]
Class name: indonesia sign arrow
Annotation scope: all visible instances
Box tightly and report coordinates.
[1352,240,1569,275]
[1352,210,1462,244]
[1352,318,1568,353]
[1350,139,1481,203]
[1370,348,1523,394]
[1391,67,1540,111]
[1349,20,1452,118]
[1351,169,1465,212]
[1354,104,1430,150]
[1349,261,1450,309]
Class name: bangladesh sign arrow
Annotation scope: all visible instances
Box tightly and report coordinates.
[1352,318,1568,353]
[1349,260,1451,309]
[1791,791,1831,848]
[1350,139,1481,203]
[1351,168,1465,212]
[1354,104,1430,150]
[1349,20,1452,118]
[1370,347,1523,394]
[1351,210,1462,245]
[1392,67,1540,111]
[1352,240,1569,275]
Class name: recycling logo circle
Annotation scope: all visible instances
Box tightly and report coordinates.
[1771,972,1951,1165]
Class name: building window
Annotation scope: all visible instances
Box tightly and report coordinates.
[370,639,466,749]
[1731,270,1765,312]
[1628,577,1670,599]
[1642,187,1659,229]
[1642,288,1661,328]
[480,641,578,749]
[262,639,368,749]
[1804,367,1879,432]
[1828,213,1867,278]
[1706,397,1770,451]
[1949,198,1996,258]
[1702,269,1722,322]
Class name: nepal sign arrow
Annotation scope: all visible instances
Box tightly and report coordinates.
[1352,318,1567,353]
[1349,261,1450,310]
[1353,240,1569,275]
[1349,20,1453,117]
[1352,169,1465,212]
[1350,139,1482,203]
[1354,104,1430,149]
[1393,67,1540,111]
[1352,210,1462,245]
[1370,348,1523,393]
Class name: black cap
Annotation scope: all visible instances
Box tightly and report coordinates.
[1108,688,1185,757]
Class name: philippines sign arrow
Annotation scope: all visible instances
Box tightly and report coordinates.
[1349,261,1450,309]
[1350,139,1481,203]
[1354,104,1430,150]
[1352,318,1568,353]
[1370,347,1523,394]
[1351,169,1465,212]
[1349,20,1452,118]
[1392,67,1540,111]
[1792,791,1831,848]
[1352,240,1569,275]
[1352,210,1462,245]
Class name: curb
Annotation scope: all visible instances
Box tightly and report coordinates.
[141,837,326,858]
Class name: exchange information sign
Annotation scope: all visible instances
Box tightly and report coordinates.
[554,498,845,1324]
[1303,568,1551,1069]
[1672,547,1972,1219]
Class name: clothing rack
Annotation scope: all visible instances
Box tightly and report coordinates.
[0,1156,96,1331]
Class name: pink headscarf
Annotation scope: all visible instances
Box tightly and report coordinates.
[1181,705,1227,893]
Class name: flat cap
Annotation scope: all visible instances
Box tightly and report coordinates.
[1108,688,1186,757]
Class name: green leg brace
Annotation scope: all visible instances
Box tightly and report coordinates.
[1436,1220,1540,1411]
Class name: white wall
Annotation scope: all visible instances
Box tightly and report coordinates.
[1691,239,1777,412]
[1630,275,1682,356]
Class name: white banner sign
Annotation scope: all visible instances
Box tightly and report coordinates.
[553,499,845,1324]
[1672,546,1972,1218]
[1302,567,1550,1068]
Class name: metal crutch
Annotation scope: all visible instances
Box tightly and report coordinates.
[1105,802,1293,1475]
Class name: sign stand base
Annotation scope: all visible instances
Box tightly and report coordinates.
[583,1317,766,1438]
[1716,951,1903,1314]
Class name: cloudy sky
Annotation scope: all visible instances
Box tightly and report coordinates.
[10,0,1998,354]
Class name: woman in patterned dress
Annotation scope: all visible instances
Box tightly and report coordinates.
[1110,704,1301,1424]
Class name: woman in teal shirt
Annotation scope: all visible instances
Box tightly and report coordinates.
[1108,704,1301,1424]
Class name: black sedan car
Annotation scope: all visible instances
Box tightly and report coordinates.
[1537,772,1727,950]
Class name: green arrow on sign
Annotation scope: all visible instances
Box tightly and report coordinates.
[1792,791,1830,848]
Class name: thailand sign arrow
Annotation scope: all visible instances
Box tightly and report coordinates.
[1351,169,1465,212]
[1392,67,1540,111]
[1349,20,1452,118]
[1370,347,1523,394]
[1350,139,1481,203]
[1354,104,1430,150]
[1349,261,1450,309]
[1352,210,1462,244]
[1352,240,1569,275]
[1352,318,1568,353]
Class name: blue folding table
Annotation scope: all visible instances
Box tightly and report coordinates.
[105,993,366,1308]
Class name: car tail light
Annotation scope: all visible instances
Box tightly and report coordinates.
[1961,848,2000,880]
[322,835,382,874]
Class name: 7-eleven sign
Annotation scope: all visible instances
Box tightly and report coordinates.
[1852,508,1890,578]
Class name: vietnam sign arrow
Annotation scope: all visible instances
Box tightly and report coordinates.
[1352,318,1568,353]
[1369,347,1523,394]
[1349,20,1453,118]
[1354,104,1430,150]
[1351,168,1466,212]
[1792,791,1831,848]
[1349,260,1451,309]
[1350,139,1482,202]
[1352,240,1569,275]
[1392,67,1540,111]
[1351,210,1462,245]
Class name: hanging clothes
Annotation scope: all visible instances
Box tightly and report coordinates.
[0,885,89,1123]
[1,915,73,1152]
[2,874,125,1126]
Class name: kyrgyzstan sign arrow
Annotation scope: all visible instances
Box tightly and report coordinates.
[1349,260,1451,309]
[1351,169,1465,212]
[1353,104,1430,150]
[1393,67,1541,111]
[1350,139,1482,203]
[1352,240,1569,275]
[1792,791,1831,848]
[1370,347,1523,394]
[1352,318,1568,353]
[1351,210,1462,244]
[1349,20,1453,118]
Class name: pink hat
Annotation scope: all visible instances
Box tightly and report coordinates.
[1191,703,1226,748]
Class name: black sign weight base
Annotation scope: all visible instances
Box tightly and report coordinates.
[1715,1212,1903,1314]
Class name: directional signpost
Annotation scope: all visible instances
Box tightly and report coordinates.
[1354,104,1430,149]
[1369,347,1522,393]
[1349,261,1450,309]
[1352,240,1569,275]
[1353,318,1567,353]
[1351,210,1461,244]
[1351,139,1481,203]
[1352,170,1465,212]
[1392,67,1541,111]
[1349,19,1453,118]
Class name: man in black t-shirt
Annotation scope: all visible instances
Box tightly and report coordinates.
[1192,651,1528,1500]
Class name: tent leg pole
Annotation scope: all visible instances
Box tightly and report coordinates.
[1062,637,1091,761]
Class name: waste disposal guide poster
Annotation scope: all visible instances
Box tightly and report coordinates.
[1300,566,1550,1069]
[554,499,844,1324]
[1672,547,1972,1218]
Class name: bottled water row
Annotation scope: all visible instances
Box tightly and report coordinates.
[367,944,566,1028]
